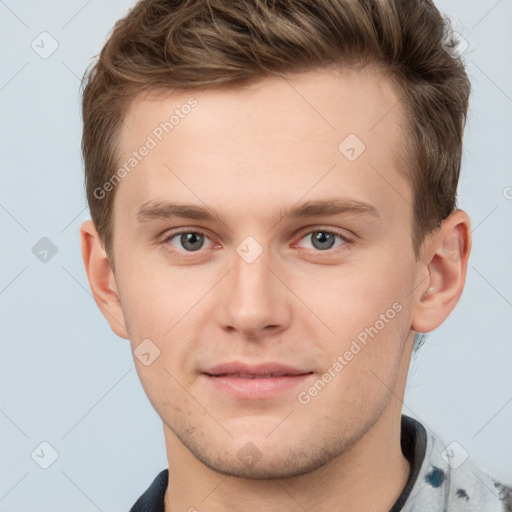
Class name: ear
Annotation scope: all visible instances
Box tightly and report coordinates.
[411,209,472,334]
[79,220,129,339]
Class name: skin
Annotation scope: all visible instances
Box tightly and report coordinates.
[80,66,471,511]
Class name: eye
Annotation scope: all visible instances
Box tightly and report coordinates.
[164,230,214,252]
[162,228,351,255]
[296,229,349,251]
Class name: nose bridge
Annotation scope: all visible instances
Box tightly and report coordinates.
[215,235,290,336]
[233,240,272,300]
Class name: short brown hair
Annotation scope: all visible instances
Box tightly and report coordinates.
[81,0,470,265]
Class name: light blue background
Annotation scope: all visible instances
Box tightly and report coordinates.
[1,1,511,510]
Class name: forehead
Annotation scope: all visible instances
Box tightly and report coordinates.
[114,67,411,227]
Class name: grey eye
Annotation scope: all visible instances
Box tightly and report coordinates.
[172,232,206,251]
[310,231,337,250]
[296,229,347,252]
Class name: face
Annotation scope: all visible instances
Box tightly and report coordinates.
[105,67,422,478]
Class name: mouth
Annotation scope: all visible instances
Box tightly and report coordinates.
[206,372,306,378]
[201,361,314,399]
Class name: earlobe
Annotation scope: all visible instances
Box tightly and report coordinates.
[79,220,129,339]
[411,210,471,334]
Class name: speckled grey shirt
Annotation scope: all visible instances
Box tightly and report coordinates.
[130,414,512,511]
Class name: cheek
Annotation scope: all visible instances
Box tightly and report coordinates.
[298,255,411,373]
[117,261,214,375]
[302,259,404,328]
[117,254,196,328]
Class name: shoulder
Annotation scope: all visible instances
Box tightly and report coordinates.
[441,458,511,512]
[399,415,512,512]
[493,479,512,512]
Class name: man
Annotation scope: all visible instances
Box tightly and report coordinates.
[79,0,511,510]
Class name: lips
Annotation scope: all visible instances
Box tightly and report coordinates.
[212,373,291,379]
[202,361,314,399]
[203,361,311,378]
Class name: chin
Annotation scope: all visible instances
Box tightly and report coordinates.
[195,447,334,480]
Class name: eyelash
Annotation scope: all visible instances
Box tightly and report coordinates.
[161,228,352,256]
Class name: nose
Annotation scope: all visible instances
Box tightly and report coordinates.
[214,240,292,340]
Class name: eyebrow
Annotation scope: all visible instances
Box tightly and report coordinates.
[135,198,381,225]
